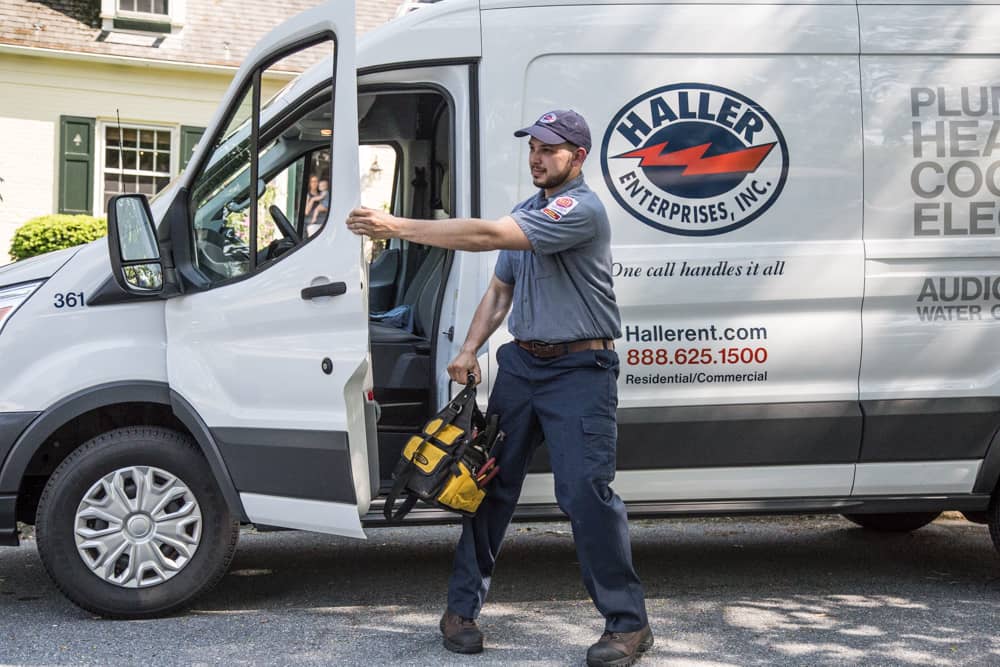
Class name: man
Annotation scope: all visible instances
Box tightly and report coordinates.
[346,110,651,667]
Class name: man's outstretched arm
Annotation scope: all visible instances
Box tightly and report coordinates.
[447,276,515,384]
[346,207,532,252]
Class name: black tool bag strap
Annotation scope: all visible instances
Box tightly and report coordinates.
[384,471,420,523]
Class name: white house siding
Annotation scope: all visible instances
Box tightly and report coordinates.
[0,116,54,261]
[0,51,287,262]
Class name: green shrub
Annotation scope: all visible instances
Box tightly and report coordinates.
[9,214,107,261]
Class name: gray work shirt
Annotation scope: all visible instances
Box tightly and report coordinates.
[495,175,622,343]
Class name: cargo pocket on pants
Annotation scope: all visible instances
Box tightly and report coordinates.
[581,415,617,482]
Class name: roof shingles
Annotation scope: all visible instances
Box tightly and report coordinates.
[0,0,401,71]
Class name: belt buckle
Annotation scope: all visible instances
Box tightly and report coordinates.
[530,340,558,357]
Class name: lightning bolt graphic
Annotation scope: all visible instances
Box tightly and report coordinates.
[613,141,776,176]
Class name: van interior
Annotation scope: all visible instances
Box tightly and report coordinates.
[357,89,454,491]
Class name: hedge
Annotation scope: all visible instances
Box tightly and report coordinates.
[9,214,107,261]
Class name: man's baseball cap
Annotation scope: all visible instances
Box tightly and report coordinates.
[514,110,592,152]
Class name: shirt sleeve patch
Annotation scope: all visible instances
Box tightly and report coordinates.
[549,196,579,215]
[541,208,562,220]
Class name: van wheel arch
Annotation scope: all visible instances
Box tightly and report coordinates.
[3,382,244,524]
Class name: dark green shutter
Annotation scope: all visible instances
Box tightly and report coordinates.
[180,125,206,170]
[58,116,95,214]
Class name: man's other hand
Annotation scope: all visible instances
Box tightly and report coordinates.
[448,350,481,385]
[346,207,400,240]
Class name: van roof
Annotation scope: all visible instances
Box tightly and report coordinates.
[478,0,857,6]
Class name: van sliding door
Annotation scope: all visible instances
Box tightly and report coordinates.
[481,3,865,503]
[857,3,998,496]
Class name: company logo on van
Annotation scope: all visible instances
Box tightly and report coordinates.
[601,83,789,236]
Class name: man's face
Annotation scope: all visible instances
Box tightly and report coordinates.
[308,176,319,192]
[528,137,582,190]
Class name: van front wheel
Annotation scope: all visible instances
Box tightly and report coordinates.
[35,427,239,618]
[842,512,940,532]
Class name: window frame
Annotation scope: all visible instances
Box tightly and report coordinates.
[94,120,179,216]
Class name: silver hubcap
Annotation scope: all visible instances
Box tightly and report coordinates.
[74,466,203,588]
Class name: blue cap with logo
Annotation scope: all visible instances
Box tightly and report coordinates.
[514,109,592,152]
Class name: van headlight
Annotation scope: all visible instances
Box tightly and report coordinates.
[0,281,43,334]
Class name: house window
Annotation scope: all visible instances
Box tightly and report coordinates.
[101,125,173,213]
[118,0,167,14]
[100,0,183,33]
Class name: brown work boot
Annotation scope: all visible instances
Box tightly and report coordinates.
[440,610,484,654]
[586,625,654,667]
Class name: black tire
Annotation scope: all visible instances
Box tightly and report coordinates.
[35,427,239,618]
[989,494,1000,557]
[842,512,941,532]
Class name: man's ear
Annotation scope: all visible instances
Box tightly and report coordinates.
[573,146,588,168]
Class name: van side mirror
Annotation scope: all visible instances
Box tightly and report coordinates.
[107,194,164,294]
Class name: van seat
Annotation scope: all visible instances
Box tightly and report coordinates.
[370,246,446,343]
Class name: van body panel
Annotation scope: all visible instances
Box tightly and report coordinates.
[519,465,856,505]
[482,0,856,7]
[858,5,1000,55]
[859,398,1000,462]
[356,0,481,72]
[240,493,367,539]
[0,242,167,414]
[480,4,864,495]
[212,429,356,504]
[852,460,982,496]
[481,4,860,55]
[0,412,39,482]
[859,13,1000,456]
[0,246,79,286]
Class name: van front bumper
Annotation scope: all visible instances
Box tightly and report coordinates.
[0,495,17,546]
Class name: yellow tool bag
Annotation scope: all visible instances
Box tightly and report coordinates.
[384,375,504,522]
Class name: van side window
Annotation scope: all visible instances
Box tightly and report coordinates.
[186,38,335,286]
[189,86,255,282]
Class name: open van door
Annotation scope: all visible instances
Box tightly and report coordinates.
[165,2,372,538]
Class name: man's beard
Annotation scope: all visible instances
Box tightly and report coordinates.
[532,163,573,190]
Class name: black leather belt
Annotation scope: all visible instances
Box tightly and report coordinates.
[514,339,614,359]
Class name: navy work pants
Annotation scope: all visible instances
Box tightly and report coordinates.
[446,342,648,632]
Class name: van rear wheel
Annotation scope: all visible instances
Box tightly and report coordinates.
[35,427,239,618]
[842,512,940,532]
[989,494,1000,557]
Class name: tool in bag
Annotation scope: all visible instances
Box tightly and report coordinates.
[384,373,505,522]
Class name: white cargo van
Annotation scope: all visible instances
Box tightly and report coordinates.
[2,0,999,617]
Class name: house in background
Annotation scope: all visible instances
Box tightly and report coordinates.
[0,0,400,259]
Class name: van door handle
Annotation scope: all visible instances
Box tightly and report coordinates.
[301,282,347,300]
